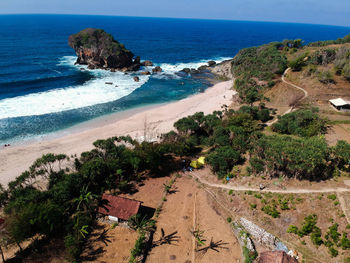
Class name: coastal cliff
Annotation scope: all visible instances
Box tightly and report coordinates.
[68,28,141,71]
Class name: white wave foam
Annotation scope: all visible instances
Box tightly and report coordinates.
[0,56,149,119]
[158,57,232,74]
[0,56,231,119]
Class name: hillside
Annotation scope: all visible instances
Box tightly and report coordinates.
[1,35,350,263]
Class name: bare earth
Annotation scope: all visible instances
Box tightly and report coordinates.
[146,175,242,263]
[0,80,235,186]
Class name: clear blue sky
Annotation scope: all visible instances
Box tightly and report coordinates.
[1,0,350,27]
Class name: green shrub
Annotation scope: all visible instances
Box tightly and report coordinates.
[261,205,280,218]
[242,246,258,263]
[227,217,232,223]
[250,203,257,209]
[298,214,318,237]
[130,232,146,261]
[328,246,338,257]
[310,226,323,246]
[287,225,299,235]
[326,223,341,243]
[64,234,82,262]
[228,190,233,195]
[271,108,327,137]
[340,232,350,249]
[328,194,337,200]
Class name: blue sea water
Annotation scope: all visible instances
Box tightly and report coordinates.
[0,15,349,144]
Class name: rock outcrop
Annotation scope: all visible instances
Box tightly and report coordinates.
[68,28,141,71]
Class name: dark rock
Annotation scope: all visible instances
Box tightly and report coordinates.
[133,76,140,82]
[105,82,113,85]
[169,255,176,260]
[190,68,199,74]
[181,68,191,74]
[68,28,139,71]
[208,60,216,67]
[110,68,116,72]
[152,66,162,73]
[141,71,151,75]
[80,68,85,71]
[142,60,153,66]
[134,56,141,65]
[198,65,207,71]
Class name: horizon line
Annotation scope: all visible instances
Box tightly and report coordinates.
[1,13,350,29]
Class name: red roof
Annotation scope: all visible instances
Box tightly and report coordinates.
[98,194,141,220]
[257,251,299,263]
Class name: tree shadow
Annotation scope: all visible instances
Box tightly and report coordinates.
[81,228,112,261]
[152,228,180,248]
[196,237,229,256]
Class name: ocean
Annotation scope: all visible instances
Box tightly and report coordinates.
[0,14,349,144]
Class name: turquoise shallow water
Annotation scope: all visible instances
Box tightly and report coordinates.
[0,14,349,144]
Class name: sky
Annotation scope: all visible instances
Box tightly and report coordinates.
[0,0,350,27]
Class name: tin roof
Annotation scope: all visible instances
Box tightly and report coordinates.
[329,98,350,107]
[98,194,141,220]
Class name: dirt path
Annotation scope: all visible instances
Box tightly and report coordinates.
[337,193,350,224]
[191,171,350,194]
[267,68,309,126]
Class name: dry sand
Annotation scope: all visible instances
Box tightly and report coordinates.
[0,80,235,186]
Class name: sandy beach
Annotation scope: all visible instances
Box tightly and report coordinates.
[0,80,235,186]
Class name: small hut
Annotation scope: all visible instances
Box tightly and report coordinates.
[329,98,350,111]
[98,194,141,222]
[257,251,299,263]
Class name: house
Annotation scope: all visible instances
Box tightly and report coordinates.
[257,251,299,263]
[329,98,350,111]
[98,194,142,222]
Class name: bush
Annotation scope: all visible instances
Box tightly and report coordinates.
[340,232,350,249]
[326,223,341,243]
[310,227,323,246]
[250,203,257,209]
[298,214,318,237]
[207,146,242,178]
[250,134,331,180]
[130,232,146,261]
[242,246,258,263]
[287,225,299,235]
[271,108,327,137]
[328,194,337,200]
[64,234,82,262]
[227,217,232,223]
[288,54,307,71]
[261,205,280,218]
[328,246,339,257]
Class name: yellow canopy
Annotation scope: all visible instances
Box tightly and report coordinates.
[190,157,206,169]
[197,157,205,165]
[190,160,200,168]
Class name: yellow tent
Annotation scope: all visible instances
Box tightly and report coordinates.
[198,157,205,165]
[190,160,200,168]
[190,157,206,169]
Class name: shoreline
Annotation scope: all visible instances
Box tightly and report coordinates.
[0,80,235,186]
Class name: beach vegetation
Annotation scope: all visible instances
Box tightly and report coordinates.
[271,107,327,137]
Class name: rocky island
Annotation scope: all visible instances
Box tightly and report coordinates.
[68,28,145,72]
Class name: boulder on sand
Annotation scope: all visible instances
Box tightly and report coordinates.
[133,76,140,82]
